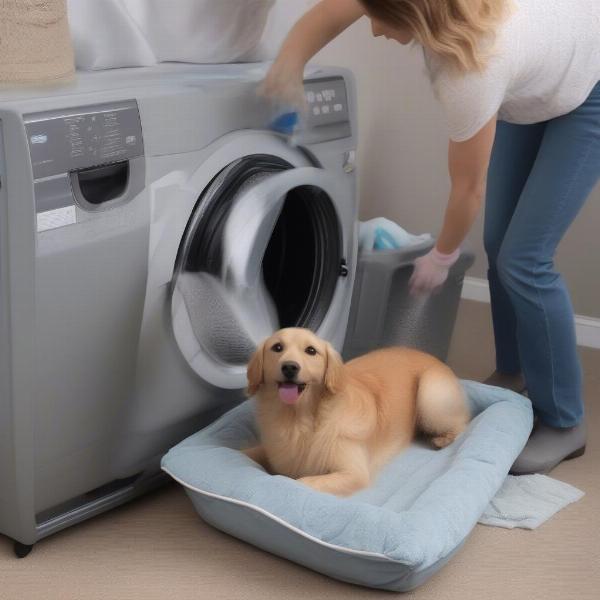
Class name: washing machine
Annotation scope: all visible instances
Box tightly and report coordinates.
[0,64,358,555]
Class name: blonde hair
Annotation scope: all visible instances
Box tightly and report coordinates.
[360,0,509,72]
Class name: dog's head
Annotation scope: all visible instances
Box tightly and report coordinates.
[246,328,345,404]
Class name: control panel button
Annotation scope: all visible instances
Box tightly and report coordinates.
[343,150,356,174]
[30,134,48,145]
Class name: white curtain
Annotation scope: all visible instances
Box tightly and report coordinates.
[245,0,315,61]
[68,0,279,70]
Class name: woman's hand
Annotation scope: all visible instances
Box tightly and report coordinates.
[258,0,364,109]
[258,61,307,112]
[409,247,460,295]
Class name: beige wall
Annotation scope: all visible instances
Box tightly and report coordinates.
[314,16,600,318]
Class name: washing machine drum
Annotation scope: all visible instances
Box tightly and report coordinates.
[171,155,346,389]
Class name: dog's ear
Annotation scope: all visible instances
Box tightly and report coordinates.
[246,341,266,397]
[324,343,345,395]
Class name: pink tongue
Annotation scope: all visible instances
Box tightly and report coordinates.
[278,383,300,405]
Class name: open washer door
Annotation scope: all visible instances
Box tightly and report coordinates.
[171,155,349,389]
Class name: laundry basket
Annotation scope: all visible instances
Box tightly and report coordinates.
[0,0,74,83]
[342,239,475,361]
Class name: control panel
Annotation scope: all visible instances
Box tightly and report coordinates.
[24,101,144,180]
[304,77,350,128]
[300,76,352,144]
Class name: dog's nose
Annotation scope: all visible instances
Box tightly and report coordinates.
[281,361,300,380]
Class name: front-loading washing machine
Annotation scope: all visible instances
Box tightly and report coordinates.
[0,64,358,554]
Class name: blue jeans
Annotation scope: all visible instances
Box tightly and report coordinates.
[484,81,600,428]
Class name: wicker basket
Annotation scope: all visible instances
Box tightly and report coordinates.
[0,0,74,83]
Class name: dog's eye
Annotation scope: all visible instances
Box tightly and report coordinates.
[271,343,283,353]
[305,346,317,356]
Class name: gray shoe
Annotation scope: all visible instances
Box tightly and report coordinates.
[484,371,527,395]
[510,421,587,475]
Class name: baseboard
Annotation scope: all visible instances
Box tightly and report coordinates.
[462,276,600,350]
[462,276,491,303]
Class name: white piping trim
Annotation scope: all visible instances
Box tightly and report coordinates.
[161,467,403,564]
[461,276,600,349]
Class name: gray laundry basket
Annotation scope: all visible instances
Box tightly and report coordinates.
[342,239,475,362]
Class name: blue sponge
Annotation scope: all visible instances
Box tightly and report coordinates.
[269,111,299,135]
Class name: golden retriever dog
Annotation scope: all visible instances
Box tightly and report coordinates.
[244,328,470,496]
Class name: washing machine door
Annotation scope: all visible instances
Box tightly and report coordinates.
[171,155,348,389]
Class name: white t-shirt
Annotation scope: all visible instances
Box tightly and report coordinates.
[425,0,600,142]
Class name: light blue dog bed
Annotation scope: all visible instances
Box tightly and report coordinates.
[162,381,532,592]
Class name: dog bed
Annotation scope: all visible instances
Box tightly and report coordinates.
[161,381,532,592]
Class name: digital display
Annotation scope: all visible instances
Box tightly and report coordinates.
[304,77,349,128]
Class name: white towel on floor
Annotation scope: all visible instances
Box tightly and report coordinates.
[479,474,584,530]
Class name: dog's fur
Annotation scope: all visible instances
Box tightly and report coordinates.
[244,328,470,496]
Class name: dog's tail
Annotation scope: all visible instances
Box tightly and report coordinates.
[416,364,470,448]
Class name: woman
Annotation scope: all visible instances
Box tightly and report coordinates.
[261,0,600,474]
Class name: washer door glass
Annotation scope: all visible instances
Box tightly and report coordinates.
[171,155,344,388]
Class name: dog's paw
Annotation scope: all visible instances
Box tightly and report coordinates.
[432,432,456,449]
[298,474,368,496]
[298,476,324,491]
[242,446,270,471]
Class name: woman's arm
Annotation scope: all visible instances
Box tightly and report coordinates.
[436,116,497,253]
[409,116,497,294]
[261,0,366,106]
[275,0,365,69]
